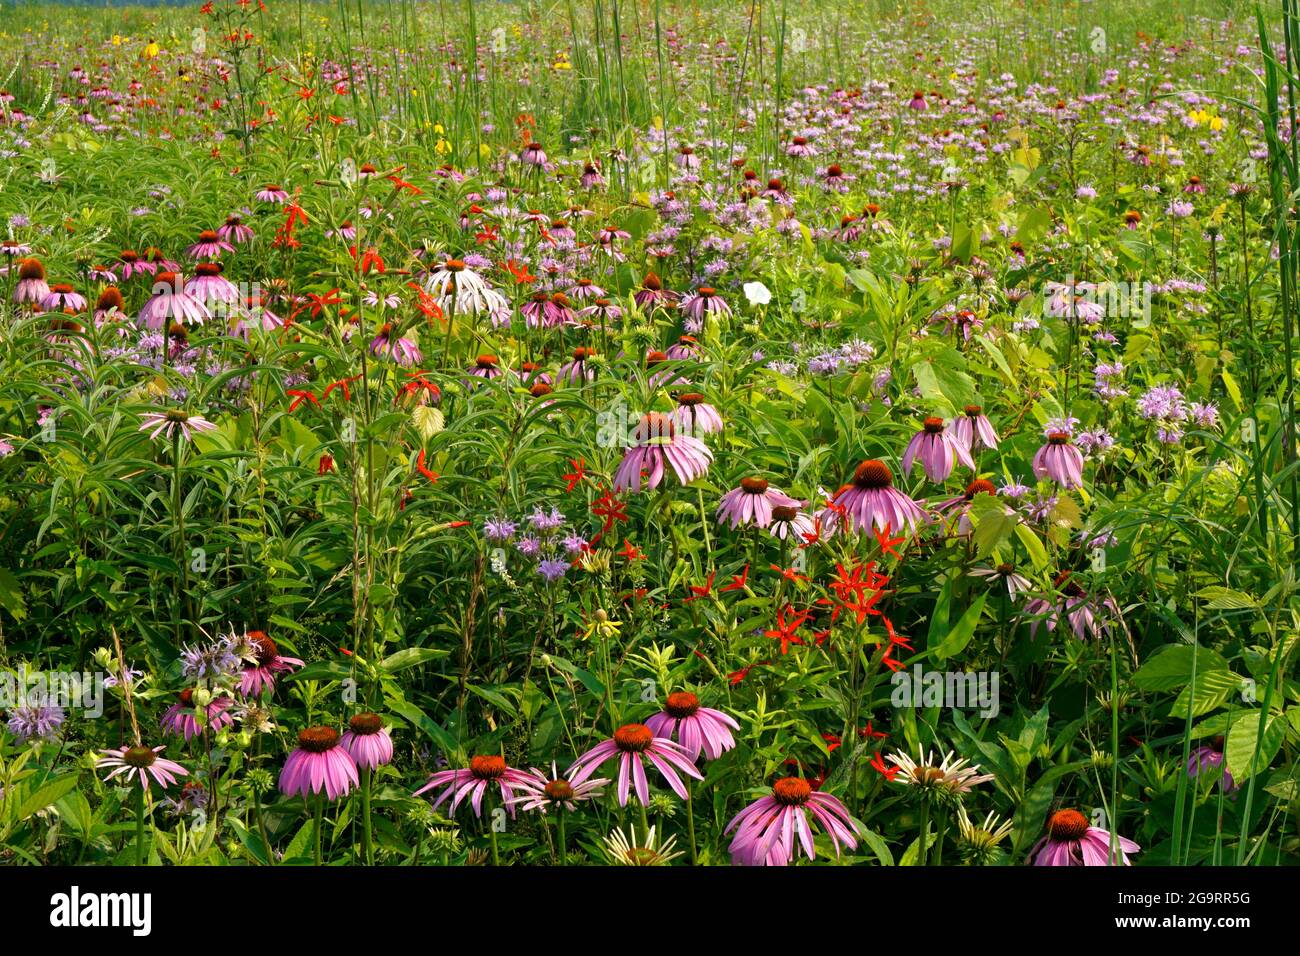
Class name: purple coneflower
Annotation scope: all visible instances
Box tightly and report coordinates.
[369,322,421,366]
[185,262,239,306]
[521,142,548,167]
[13,258,50,304]
[138,409,217,443]
[1031,808,1139,866]
[903,417,975,482]
[679,287,731,326]
[97,744,188,791]
[646,691,739,761]
[1033,430,1085,489]
[613,413,712,493]
[414,754,534,817]
[506,762,609,813]
[340,713,394,769]
[1023,571,1119,640]
[217,215,254,244]
[969,562,1032,601]
[633,272,677,310]
[186,229,234,260]
[469,354,504,380]
[828,460,927,534]
[238,630,304,696]
[255,183,289,204]
[160,688,235,742]
[672,393,723,435]
[952,404,999,451]
[42,283,87,312]
[279,727,359,801]
[139,272,211,329]
[116,249,155,279]
[716,477,802,529]
[569,722,704,806]
[726,777,860,866]
[770,504,815,541]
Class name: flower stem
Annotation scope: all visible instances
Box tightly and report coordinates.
[313,794,325,866]
[134,785,146,866]
[360,766,374,865]
[916,798,930,867]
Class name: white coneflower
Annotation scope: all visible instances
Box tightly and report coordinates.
[956,805,1015,864]
[886,748,994,802]
[423,258,507,317]
[601,825,684,866]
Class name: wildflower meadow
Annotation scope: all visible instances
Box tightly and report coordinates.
[0,0,1297,905]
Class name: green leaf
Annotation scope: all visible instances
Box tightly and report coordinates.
[1168,669,1246,719]
[1224,711,1287,782]
[1132,644,1230,692]
[15,774,81,823]
[381,647,449,673]
[1193,586,1258,611]
[932,593,987,662]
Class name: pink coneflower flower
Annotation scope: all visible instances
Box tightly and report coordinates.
[505,762,609,813]
[521,142,548,167]
[672,392,723,435]
[726,777,860,866]
[42,283,87,312]
[279,726,360,801]
[969,562,1032,601]
[1031,808,1139,866]
[1024,571,1120,640]
[785,135,816,158]
[1183,175,1206,194]
[903,417,975,482]
[952,405,999,450]
[679,287,731,327]
[238,631,304,696]
[185,262,239,306]
[579,298,623,326]
[116,249,155,279]
[908,90,928,110]
[414,754,535,817]
[469,354,505,380]
[146,248,180,273]
[97,744,188,791]
[186,229,235,260]
[369,322,421,366]
[770,504,815,541]
[613,412,713,493]
[716,477,802,529]
[829,460,927,534]
[1188,740,1236,793]
[674,145,701,169]
[217,215,254,244]
[821,163,855,192]
[580,162,605,189]
[665,335,701,360]
[160,688,235,742]
[1033,431,1085,488]
[256,183,289,204]
[646,691,739,761]
[138,409,217,443]
[567,277,606,301]
[13,258,50,304]
[339,713,394,770]
[1,239,32,258]
[231,294,285,336]
[139,272,211,329]
[569,723,704,806]
[935,478,1002,534]
[559,347,598,384]
[633,272,678,310]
